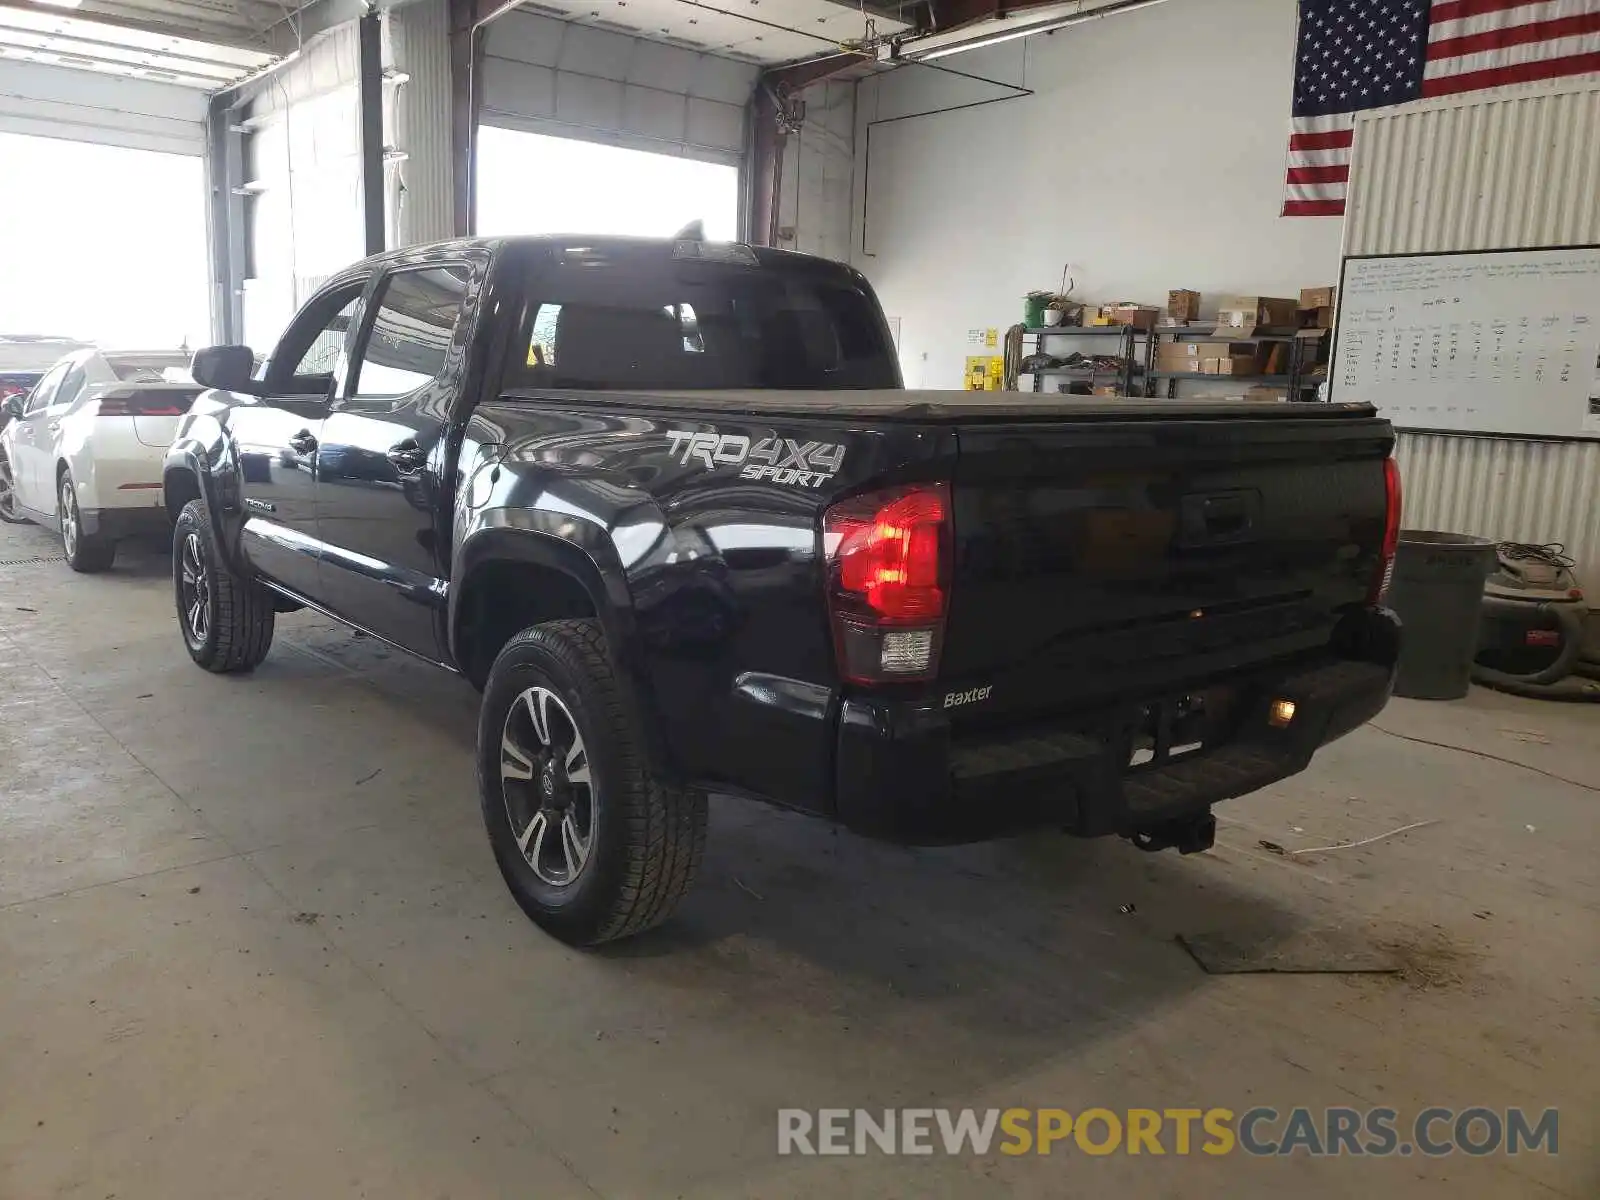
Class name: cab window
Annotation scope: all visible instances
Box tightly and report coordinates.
[506,254,896,391]
[267,281,366,395]
[350,265,472,401]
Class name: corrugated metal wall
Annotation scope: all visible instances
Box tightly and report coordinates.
[388,0,454,246]
[1345,78,1600,592]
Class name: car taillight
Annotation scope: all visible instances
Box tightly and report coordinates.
[96,390,189,417]
[1370,456,1402,604]
[823,482,951,683]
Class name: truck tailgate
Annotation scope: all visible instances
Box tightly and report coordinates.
[943,413,1394,713]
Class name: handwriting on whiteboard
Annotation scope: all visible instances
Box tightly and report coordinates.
[1334,248,1600,439]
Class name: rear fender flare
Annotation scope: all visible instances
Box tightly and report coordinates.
[451,511,680,781]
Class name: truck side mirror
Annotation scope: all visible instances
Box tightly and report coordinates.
[192,345,261,395]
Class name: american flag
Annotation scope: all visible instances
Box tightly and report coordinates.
[1284,0,1600,216]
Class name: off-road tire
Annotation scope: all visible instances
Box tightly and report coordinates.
[59,470,116,572]
[478,618,707,946]
[173,499,275,672]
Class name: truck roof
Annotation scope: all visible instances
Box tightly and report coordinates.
[353,234,856,278]
[505,388,1379,424]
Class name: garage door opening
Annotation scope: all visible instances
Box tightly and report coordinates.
[0,132,208,349]
[476,127,738,242]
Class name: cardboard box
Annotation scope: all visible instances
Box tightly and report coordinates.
[1245,385,1289,402]
[1216,295,1298,332]
[1299,286,1336,309]
[1102,304,1160,330]
[1091,385,1122,397]
[1201,349,1265,376]
[1161,341,1264,371]
[1155,342,1201,361]
[1299,305,1335,329]
[1167,289,1202,321]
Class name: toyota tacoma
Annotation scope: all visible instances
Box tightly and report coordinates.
[164,235,1402,946]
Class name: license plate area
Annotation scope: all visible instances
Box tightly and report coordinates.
[1122,686,1239,772]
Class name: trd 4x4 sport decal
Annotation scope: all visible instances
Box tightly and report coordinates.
[666,430,847,489]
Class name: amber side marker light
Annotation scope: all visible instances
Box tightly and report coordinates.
[1269,699,1297,728]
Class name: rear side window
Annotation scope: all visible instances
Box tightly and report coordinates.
[54,365,86,410]
[507,257,896,391]
[23,361,67,414]
[352,265,472,401]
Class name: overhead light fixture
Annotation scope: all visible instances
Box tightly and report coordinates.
[32,0,85,8]
[881,0,1175,64]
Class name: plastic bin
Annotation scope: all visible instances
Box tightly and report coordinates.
[1387,530,1499,700]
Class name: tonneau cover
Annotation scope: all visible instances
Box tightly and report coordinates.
[495,388,1377,424]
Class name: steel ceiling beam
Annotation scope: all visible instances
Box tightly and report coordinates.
[260,0,369,59]
[358,9,385,254]
[924,0,1062,29]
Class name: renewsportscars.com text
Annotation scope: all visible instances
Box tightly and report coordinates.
[777,1106,1559,1158]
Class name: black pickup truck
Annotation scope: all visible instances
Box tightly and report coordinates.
[166,235,1401,946]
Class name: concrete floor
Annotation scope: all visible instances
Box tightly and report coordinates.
[0,519,1594,1200]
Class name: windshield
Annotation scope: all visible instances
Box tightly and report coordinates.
[506,255,898,392]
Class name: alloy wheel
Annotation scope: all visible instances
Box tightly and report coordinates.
[500,685,595,887]
[178,532,211,645]
[0,454,17,521]
[59,476,78,558]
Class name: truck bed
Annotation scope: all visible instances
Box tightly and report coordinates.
[501,388,1376,423]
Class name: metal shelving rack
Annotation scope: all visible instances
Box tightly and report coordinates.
[1018,325,1151,396]
[1145,326,1330,400]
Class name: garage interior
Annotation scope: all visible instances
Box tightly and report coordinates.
[1,0,1598,1195]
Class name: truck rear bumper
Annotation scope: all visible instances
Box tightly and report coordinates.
[834,607,1400,845]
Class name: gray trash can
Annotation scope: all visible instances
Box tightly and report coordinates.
[1387,530,1499,700]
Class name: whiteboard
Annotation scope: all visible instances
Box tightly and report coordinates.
[1332,247,1600,439]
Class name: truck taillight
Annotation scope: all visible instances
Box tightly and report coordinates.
[823,482,951,683]
[1370,456,1402,604]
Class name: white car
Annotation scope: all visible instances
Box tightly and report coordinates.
[0,348,197,572]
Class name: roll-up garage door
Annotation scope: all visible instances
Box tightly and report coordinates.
[480,11,756,167]
[0,60,205,155]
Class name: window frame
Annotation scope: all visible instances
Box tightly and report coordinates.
[23,361,69,416]
[341,257,478,409]
[262,273,373,397]
[52,361,88,412]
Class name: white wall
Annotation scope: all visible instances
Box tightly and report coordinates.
[853,0,1343,388]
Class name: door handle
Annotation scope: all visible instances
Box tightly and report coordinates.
[289,430,318,454]
[47,422,60,435]
[386,441,427,473]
